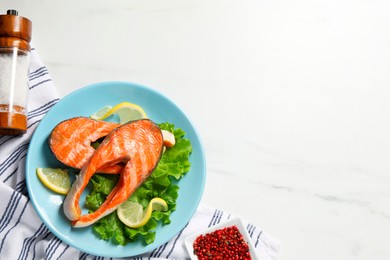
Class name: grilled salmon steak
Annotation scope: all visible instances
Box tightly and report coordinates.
[62,119,164,227]
[49,117,122,174]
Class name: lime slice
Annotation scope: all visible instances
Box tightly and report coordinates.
[91,102,147,124]
[36,167,71,195]
[117,198,168,228]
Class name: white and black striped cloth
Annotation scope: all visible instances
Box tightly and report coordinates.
[0,49,279,260]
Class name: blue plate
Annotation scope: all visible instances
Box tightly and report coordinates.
[26,81,206,257]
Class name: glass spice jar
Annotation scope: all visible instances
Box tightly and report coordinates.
[0,9,32,136]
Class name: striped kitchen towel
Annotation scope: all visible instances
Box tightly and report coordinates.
[0,49,279,259]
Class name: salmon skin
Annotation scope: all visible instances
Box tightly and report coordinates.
[49,117,122,174]
[63,119,164,227]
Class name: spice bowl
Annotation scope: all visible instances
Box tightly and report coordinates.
[184,217,259,260]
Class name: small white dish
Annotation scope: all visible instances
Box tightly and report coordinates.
[184,217,259,260]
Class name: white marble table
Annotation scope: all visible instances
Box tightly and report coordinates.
[2,0,390,259]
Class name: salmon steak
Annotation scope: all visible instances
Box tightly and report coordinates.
[62,119,164,227]
[49,117,122,174]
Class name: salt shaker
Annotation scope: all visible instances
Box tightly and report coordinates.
[0,10,32,135]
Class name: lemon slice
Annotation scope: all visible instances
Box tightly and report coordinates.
[91,102,147,124]
[36,168,71,195]
[117,198,168,228]
[90,105,112,120]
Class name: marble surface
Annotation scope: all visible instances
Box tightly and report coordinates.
[2,0,390,259]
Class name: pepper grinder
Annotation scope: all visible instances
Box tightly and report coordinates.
[0,9,32,136]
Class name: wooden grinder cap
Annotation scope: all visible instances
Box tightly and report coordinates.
[0,9,32,51]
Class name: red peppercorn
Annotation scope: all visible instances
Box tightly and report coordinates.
[193,225,252,260]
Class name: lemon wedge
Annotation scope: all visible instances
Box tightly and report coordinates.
[117,198,168,228]
[91,102,147,124]
[36,168,71,195]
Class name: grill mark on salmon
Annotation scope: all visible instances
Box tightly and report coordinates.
[62,119,164,227]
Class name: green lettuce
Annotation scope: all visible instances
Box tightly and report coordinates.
[85,122,192,245]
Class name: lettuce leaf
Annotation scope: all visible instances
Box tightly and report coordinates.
[85,122,192,245]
